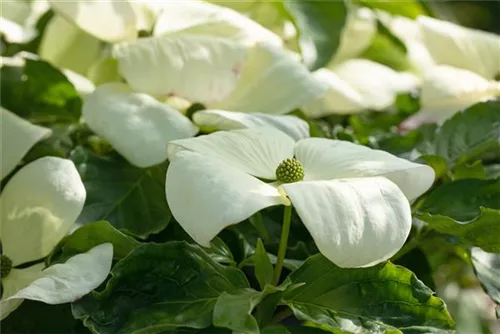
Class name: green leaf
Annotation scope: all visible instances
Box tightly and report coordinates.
[284,0,347,70]
[416,208,500,253]
[471,247,500,317]
[213,289,263,334]
[417,155,449,180]
[47,221,141,264]
[206,237,236,266]
[0,58,81,124]
[254,239,274,290]
[357,0,429,19]
[282,255,455,333]
[262,324,332,334]
[70,148,172,239]
[416,178,500,221]
[433,101,500,166]
[72,242,249,334]
[452,161,487,180]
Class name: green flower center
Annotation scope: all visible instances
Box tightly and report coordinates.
[1,254,12,278]
[275,158,304,183]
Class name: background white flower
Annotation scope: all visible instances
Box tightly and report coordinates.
[0,157,112,319]
[165,128,434,268]
[401,16,500,127]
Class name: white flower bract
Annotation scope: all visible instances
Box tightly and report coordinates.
[165,128,435,268]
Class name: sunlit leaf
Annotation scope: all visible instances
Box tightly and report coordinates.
[283,255,455,333]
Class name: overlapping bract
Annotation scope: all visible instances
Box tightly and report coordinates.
[165,128,434,268]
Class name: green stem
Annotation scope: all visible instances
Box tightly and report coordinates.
[249,212,269,243]
[272,205,292,285]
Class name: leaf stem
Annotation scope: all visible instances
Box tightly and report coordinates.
[273,205,292,285]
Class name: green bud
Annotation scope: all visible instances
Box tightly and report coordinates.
[275,158,304,183]
[1,254,12,278]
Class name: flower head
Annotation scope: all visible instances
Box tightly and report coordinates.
[165,128,435,268]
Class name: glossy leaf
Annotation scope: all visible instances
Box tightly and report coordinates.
[70,148,172,239]
[416,178,500,221]
[48,221,141,264]
[72,242,249,333]
[284,0,347,70]
[416,208,500,253]
[433,101,500,165]
[0,58,81,123]
[471,247,500,317]
[283,255,455,333]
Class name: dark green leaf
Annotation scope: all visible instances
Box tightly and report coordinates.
[416,178,500,221]
[471,248,500,316]
[254,239,274,290]
[72,242,249,334]
[394,248,435,291]
[71,148,171,239]
[213,289,262,334]
[47,221,141,264]
[262,324,333,334]
[0,58,81,124]
[206,237,236,266]
[433,101,500,165]
[416,208,500,253]
[1,301,88,334]
[284,0,347,70]
[283,255,455,333]
[357,0,429,19]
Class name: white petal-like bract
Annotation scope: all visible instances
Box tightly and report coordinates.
[167,128,295,180]
[304,60,420,117]
[153,1,281,46]
[49,0,137,42]
[166,151,288,246]
[418,16,500,79]
[283,177,412,268]
[82,82,198,168]
[331,7,376,64]
[402,65,500,127]
[213,44,327,114]
[6,243,113,304]
[333,59,420,110]
[1,263,44,320]
[38,15,101,75]
[113,34,247,103]
[193,109,310,141]
[294,137,435,200]
[0,157,86,266]
[1,107,52,180]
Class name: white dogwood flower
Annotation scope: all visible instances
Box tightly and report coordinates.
[165,128,434,268]
[0,108,113,319]
[0,157,113,320]
[401,17,500,127]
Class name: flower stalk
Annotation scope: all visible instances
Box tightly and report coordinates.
[272,205,292,285]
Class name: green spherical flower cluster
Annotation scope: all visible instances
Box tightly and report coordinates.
[1,254,12,278]
[275,158,304,183]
